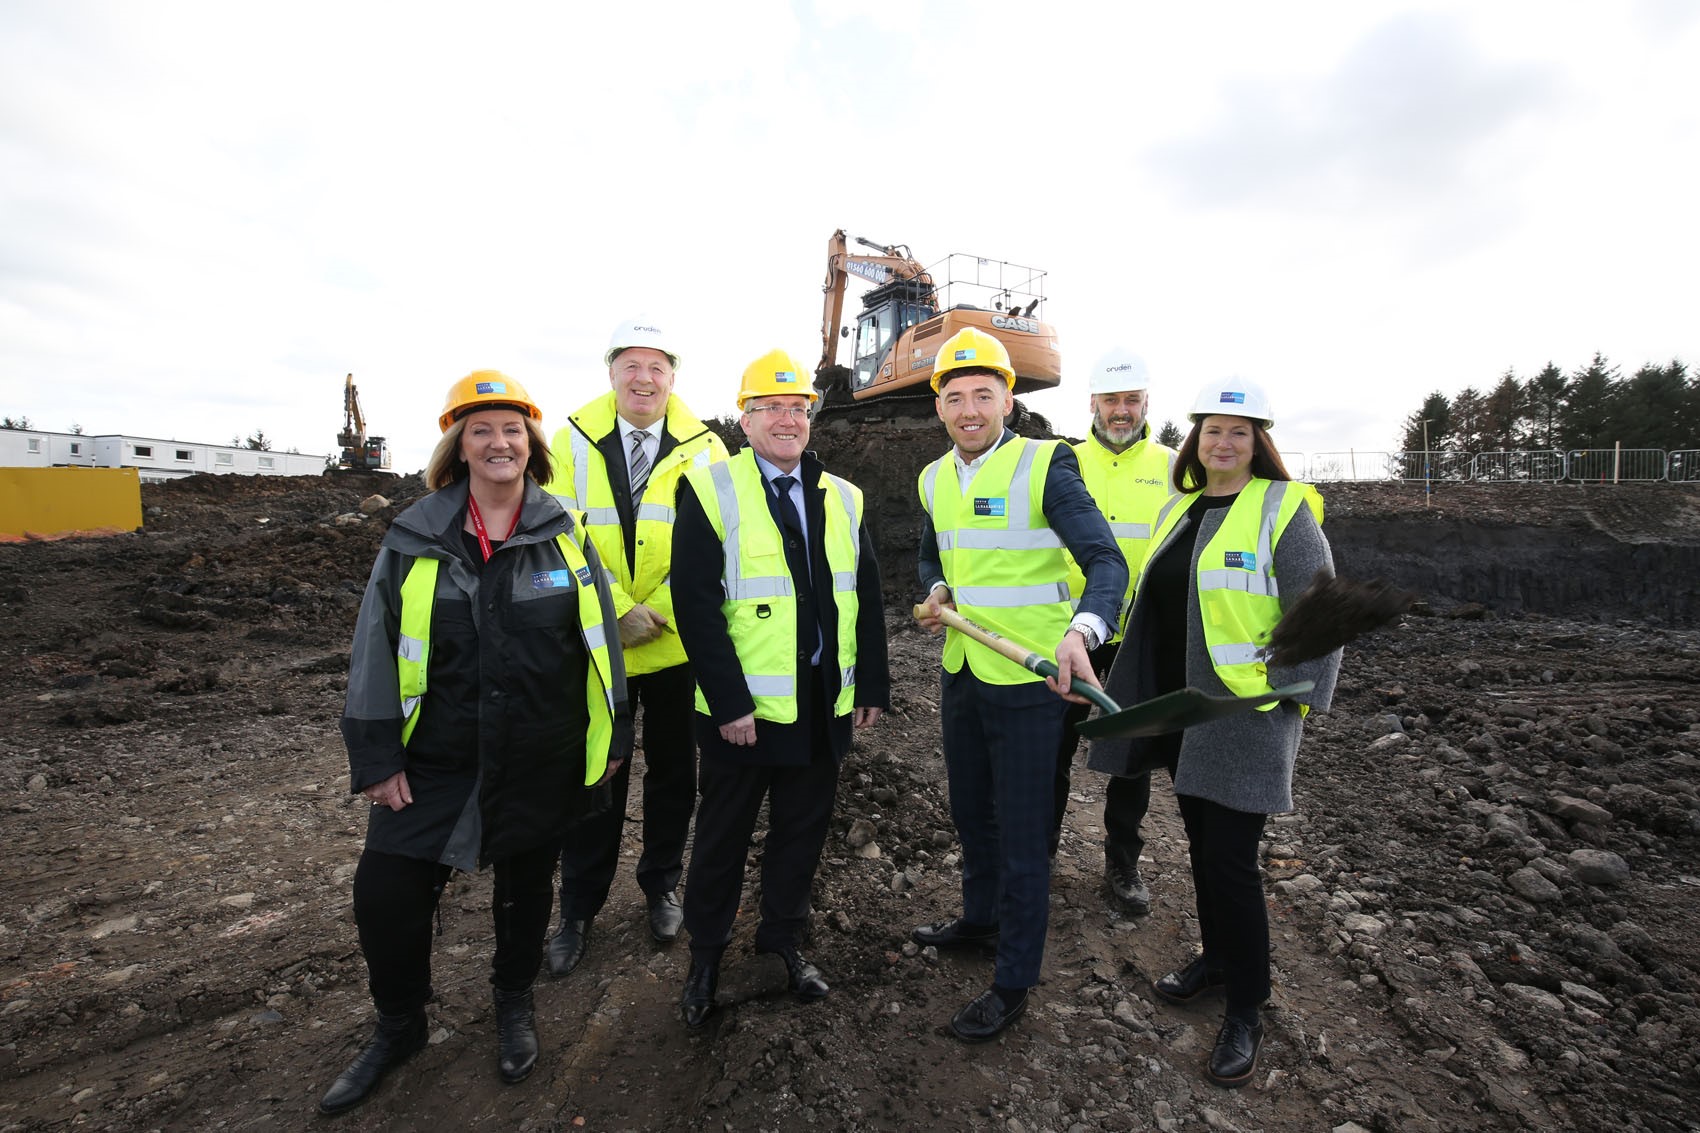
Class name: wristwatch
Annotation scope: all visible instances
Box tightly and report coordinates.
[1071,624,1101,651]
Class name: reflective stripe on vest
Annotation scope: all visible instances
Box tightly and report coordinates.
[919,437,1071,685]
[685,452,863,721]
[394,530,618,782]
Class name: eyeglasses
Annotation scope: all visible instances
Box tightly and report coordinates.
[745,405,810,421]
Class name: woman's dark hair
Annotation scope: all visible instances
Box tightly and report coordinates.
[426,413,554,490]
[1172,417,1291,492]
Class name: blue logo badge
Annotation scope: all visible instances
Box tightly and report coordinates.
[532,569,577,589]
[1223,551,1256,570]
[774,371,797,384]
[476,381,508,395]
[973,497,1007,517]
[1219,391,1246,405]
[954,348,977,362]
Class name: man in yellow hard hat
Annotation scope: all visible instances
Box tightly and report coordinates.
[1052,347,1178,915]
[912,327,1127,1043]
[544,317,729,976]
[669,350,889,1029]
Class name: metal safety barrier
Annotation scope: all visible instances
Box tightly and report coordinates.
[1667,450,1700,484]
[1471,450,1565,483]
[1308,451,1391,482]
[1566,448,1667,484]
[1391,451,1472,482]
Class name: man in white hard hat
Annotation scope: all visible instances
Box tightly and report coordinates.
[1053,347,1177,915]
[670,350,889,1029]
[544,318,729,976]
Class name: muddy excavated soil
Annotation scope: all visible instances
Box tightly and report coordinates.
[3,455,1700,1132]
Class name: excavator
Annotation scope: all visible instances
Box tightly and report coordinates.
[815,229,1061,413]
[335,373,392,471]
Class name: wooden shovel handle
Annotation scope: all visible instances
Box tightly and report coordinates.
[911,603,1121,716]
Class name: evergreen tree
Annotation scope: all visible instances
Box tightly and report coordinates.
[245,429,273,451]
[1,415,33,430]
[1481,370,1524,451]
[1619,361,1690,450]
[1523,363,1567,450]
[1559,353,1620,450]
[1156,420,1183,448]
[1399,392,1451,452]
[1448,387,1487,453]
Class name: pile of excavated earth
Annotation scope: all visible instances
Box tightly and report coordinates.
[3,426,1700,1132]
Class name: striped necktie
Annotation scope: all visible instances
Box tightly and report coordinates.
[628,430,651,501]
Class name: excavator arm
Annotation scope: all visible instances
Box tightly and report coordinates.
[337,373,366,449]
[819,229,934,374]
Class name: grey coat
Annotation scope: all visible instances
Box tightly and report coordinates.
[1086,486,1342,814]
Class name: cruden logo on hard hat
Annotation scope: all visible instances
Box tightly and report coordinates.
[1108,363,1134,373]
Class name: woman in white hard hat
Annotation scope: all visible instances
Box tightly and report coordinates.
[319,372,631,1115]
[1086,378,1342,1089]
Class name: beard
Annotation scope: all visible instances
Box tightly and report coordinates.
[1092,412,1142,449]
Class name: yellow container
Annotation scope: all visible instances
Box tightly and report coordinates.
[0,467,143,539]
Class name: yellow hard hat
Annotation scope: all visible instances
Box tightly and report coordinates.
[931,328,1014,391]
[438,370,544,433]
[737,349,819,409]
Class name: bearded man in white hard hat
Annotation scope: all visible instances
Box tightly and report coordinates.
[544,318,728,976]
[1051,348,1177,912]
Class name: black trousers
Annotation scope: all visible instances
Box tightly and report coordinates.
[558,662,698,917]
[353,844,556,1014]
[1052,641,1164,858]
[1175,793,1270,1015]
[682,680,839,958]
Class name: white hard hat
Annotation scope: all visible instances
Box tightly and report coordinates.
[1087,347,1152,396]
[1189,377,1274,429]
[604,317,680,369]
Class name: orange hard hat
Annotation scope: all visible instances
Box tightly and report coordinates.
[438,371,543,433]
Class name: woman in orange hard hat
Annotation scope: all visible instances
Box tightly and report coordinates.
[318,372,631,1116]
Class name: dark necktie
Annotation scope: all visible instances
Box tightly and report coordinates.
[771,475,804,537]
[628,430,651,501]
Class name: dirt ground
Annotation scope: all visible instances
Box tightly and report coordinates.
[3,465,1700,1132]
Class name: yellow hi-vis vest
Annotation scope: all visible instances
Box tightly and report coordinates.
[919,437,1071,685]
[1065,428,1177,641]
[395,531,618,784]
[1141,478,1325,711]
[683,451,863,722]
[548,393,727,676]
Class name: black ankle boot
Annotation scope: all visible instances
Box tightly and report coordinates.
[317,1007,428,1115]
[493,986,539,1084]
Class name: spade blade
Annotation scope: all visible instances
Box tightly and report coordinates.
[1076,681,1316,740]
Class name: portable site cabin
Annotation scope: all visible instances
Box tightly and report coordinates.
[0,429,328,482]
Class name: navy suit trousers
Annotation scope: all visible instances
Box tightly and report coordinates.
[940,666,1068,989]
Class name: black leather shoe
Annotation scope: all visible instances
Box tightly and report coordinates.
[1207,1014,1264,1088]
[647,892,683,943]
[1105,851,1152,916]
[772,946,829,1001]
[316,1007,427,1115]
[546,916,590,978]
[681,956,719,1029]
[1152,954,1227,1004]
[493,987,539,1084]
[911,917,999,950]
[949,987,1028,1043]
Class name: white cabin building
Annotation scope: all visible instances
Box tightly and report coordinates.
[0,429,328,482]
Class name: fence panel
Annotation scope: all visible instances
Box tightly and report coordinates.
[1308,451,1391,482]
[1390,451,1473,481]
[1471,451,1565,482]
[1566,449,1667,484]
[1667,450,1700,484]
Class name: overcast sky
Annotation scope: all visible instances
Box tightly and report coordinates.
[2,1,1696,473]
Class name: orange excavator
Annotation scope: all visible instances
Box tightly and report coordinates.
[816,229,1061,410]
[335,373,392,471]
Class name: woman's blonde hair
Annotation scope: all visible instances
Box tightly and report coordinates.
[426,413,554,490]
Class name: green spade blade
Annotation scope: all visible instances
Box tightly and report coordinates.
[1076,681,1316,740]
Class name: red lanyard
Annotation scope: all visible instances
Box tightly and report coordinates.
[466,494,521,563]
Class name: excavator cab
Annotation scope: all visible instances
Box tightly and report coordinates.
[850,280,938,394]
